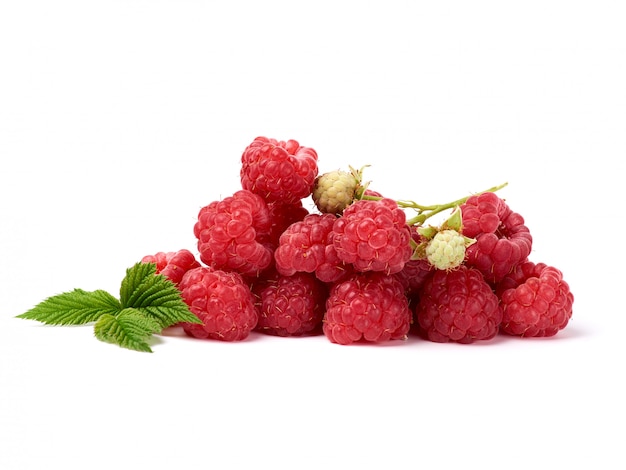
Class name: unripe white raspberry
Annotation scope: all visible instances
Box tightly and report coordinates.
[312,170,359,214]
[425,229,471,270]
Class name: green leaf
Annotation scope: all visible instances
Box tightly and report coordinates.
[16,289,121,325]
[140,303,201,329]
[118,261,201,328]
[119,261,158,307]
[17,261,200,353]
[93,308,162,353]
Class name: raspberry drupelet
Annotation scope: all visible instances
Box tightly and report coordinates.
[240,136,319,205]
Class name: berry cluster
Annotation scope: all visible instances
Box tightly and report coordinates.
[143,136,574,345]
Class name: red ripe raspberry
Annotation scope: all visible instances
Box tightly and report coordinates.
[141,251,171,272]
[194,190,273,277]
[274,213,353,283]
[263,200,309,249]
[240,136,319,205]
[316,230,355,283]
[460,192,532,283]
[323,272,411,345]
[493,259,542,296]
[141,249,201,285]
[332,198,412,274]
[393,226,433,296]
[416,265,503,343]
[252,271,327,337]
[363,189,383,197]
[499,262,574,337]
[394,257,433,297]
[178,266,258,341]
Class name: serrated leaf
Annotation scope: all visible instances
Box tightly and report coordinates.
[119,261,158,307]
[16,289,121,325]
[118,261,201,328]
[140,304,201,329]
[93,308,162,353]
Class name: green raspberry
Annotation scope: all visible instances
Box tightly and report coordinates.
[425,229,471,270]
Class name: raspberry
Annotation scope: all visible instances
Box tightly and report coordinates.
[499,262,573,337]
[263,200,309,249]
[323,272,411,345]
[331,198,412,274]
[394,257,433,297]
[424,229,470,270]
[312,165,371,215]
[363,189,383,198]
[416,265,503,343]
[393,226,433,296]
[493,259,541,296]
[460,192,532,283]
[240,136,318,205]
[178,266,258,341]
[194,189,273,277]
[316,230,356,283]
[252,271,327,336]
[312,164,382,215]
[141,251,172,273]
[274,213,353,283]
[141,249,201,285]
[312,170,357,214]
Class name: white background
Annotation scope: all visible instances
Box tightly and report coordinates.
[1,1,624,469]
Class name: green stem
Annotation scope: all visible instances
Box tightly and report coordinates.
[404,182,508,226]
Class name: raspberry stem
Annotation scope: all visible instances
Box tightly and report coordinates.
[363,182,508,227]
[405,182,508,226]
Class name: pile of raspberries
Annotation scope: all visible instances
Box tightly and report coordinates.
[142,136,574,345]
